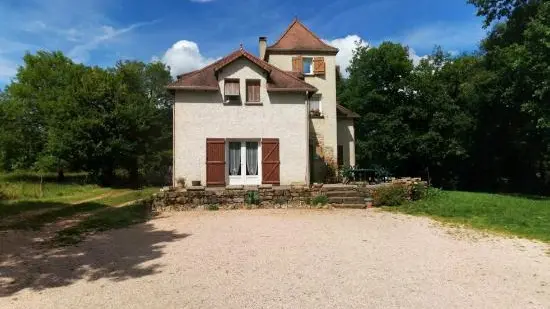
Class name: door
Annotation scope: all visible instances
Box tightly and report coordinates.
[228,141,261,185]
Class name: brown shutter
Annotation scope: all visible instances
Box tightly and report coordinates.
[206,138,225,186]
[224,79,240,96]
[313,57,325,75]
[246,80,260,102]
[262,138,280,185]
[292,56,303,72]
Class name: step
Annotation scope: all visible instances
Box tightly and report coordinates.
[324,191,363,197]
[320,184,357,192]
[331,204,366,209]
[328,197,366,204]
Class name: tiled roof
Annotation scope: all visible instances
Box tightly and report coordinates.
[167,48,317,93]
[266,19,339,54]
[337,104,360,118]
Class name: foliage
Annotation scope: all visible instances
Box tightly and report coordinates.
[338,0,550,195]
[392,190,550,242]
[372,184,408,206]
[207,204,219,211]
[310,194,329,206]
[245,191,261,205]
[0,52,173,187]
[339,165,354,183]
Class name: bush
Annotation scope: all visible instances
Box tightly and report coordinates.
[311,194,329,206]
[207,204,219,211]
[409,182,428,201]
[245,191,260,205]
[373,184,408,206]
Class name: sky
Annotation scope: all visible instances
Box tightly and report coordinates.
[0,0,488,86]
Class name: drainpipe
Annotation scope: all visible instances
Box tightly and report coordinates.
[305,91,310,186]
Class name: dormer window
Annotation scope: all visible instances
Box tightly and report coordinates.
[224,79,240,97]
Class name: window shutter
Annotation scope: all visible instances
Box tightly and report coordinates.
[292,56,303,72]
[246,80,261,102]
[206,138,226,186]
[224,79,240,96]
[313,57,325,75]
[262,138,280,185]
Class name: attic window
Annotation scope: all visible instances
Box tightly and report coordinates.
[224,79,240,97]
[303,57,313,75]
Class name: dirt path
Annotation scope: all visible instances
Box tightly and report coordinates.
[1,209,549,308]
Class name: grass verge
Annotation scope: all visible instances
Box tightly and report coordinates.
[388,190,550,242]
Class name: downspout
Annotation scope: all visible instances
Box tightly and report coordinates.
[305,91,310,186]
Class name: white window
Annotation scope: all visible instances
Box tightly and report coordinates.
[309,95,321,113]
[303,57,313,75]
[228,140,261,185]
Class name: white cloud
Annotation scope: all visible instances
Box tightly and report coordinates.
[160,40,218,77]
[408,48,427,66]
[324,35,367,77]
[68,20,158,63]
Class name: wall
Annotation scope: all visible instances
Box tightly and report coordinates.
[173,58,309,187]
[337,118,355,167]
[268,53,338,174]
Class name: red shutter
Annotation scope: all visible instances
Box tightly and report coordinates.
[292,56,303,72]
[313,57,325,75]
[206,138,225,186]
[262,138,280,185]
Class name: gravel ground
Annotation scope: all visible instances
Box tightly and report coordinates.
[1,209,549,309]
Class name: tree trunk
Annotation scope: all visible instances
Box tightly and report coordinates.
[57,168,65,182]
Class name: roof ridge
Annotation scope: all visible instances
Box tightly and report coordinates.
[269,19,299,48]
[267,19,337,52]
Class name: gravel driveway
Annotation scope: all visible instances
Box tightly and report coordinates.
[1,209,549,308]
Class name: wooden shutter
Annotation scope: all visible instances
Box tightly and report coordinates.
[246,80,260,102]
[292,56,303,72]
[313,57,325,75]
[262,138,280,185]
[206,138,225,186]
[224,79,240,96]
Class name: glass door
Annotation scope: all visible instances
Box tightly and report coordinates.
[228,141,261,185]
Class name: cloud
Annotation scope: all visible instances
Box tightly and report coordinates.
[68,20,159,63]
[160,40,218,77]
[408,48,428,66]
[324,35,367,77]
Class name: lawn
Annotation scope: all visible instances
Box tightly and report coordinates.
[391,190,550,242]
[0,172,160,245]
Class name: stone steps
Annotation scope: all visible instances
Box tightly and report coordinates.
[328,197,366,204]
[320,185,357,192]
[331,204,367,209]
[324,191,362,197]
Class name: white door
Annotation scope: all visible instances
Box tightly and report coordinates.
[228,141,261,185]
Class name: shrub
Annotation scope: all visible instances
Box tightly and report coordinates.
[409,182,428,201]
[245,191,260,205]
[372,184,408,206]
[207,204,219,211]
[340,165,354,183]
[311,194,329,206]
[176,177,186,188]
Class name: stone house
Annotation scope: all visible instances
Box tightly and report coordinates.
[167,19,359,187]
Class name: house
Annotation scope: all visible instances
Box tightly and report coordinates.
[167,19,359,187]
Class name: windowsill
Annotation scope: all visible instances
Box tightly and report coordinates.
[223,100,242,105]
[245,102,263,106]
[310,113,324,119]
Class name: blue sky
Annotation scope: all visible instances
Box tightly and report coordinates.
[0,0,487,86]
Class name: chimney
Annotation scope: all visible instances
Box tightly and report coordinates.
[259,36,267,60]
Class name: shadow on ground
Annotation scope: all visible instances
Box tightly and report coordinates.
[0,222,189,297]
[0,198,189,297]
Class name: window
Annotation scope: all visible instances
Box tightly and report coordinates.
[309,95,321,113]
[337,145,344,166]
[224,79,240,97]
[246,80,261,103]
[303,57,313,74]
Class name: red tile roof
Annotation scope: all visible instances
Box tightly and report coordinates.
[337,104,360,119]
[167,48,317,93]
[266,19,339,54]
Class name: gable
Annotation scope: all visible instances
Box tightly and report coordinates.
[266,19,339,54]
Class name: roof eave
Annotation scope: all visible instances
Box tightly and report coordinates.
[267,87,317,93]
[266,48,338,55]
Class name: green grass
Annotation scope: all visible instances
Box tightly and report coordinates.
[390,190,550,242]
[0,171,159,245]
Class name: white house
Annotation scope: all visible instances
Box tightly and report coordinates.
[168,19,358,187]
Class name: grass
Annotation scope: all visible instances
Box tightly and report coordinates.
[390,190,550,242]
[0,171,160,245]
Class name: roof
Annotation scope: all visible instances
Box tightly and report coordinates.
[266,19,339,54]
[167,48,317,93]
[337,104,360,119]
